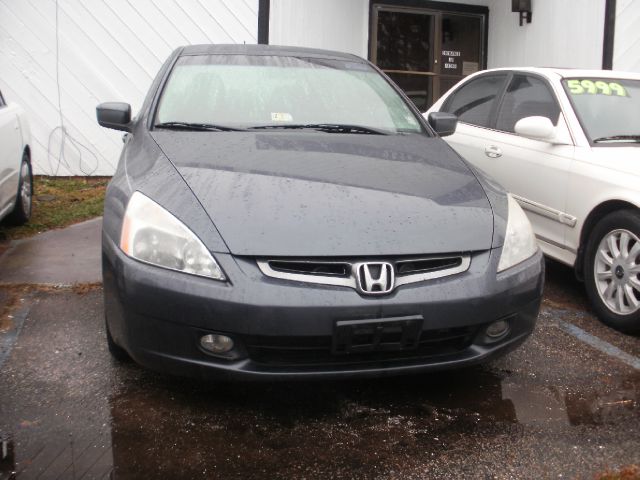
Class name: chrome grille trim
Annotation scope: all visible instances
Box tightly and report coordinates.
[258,260,355,288]
[395,256,470,287]
[257,255,471,292]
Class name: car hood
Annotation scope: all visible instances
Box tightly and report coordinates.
[589,145,640,176]
[151,131,494,257]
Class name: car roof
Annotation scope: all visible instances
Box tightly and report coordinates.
[477,67,640,81]
[179,44,364,62]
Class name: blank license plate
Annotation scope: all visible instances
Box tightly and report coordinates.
[332,315,423,355]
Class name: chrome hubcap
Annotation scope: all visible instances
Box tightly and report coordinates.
[20,162,31,213]
[594,229,640,315]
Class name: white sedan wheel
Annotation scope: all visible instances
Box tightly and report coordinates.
[594,229,640,315]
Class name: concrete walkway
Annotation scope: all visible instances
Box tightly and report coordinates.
[0,218,102,285]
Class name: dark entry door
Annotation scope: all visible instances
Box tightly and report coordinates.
[371,4,486,111]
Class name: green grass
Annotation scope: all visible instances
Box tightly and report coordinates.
[0,176,109,242]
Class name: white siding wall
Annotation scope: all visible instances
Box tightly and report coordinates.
[613,0,640,72]
[0,0,259,176]
[486,0,606,69]
[269,0,370,57]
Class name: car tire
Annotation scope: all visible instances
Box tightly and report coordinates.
[584,210,640,334]
[7,154,33,225]
[106,319,131,361]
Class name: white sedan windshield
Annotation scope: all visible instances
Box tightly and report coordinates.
[563,78,640,143]
[156,55,423,134]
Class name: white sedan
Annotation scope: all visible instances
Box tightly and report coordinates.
[0,88,32,225]
[426,68,640,333]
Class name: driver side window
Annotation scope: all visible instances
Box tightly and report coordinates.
[496,74,560,133]
[441,74,507,128]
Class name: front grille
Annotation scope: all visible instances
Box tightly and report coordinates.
[257,254,472,293]
[269,260,350,277]
[244,326,478,367]
[396,257,462,276]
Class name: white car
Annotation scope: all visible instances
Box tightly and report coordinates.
[426,68,640,333]
[0,88,32,225]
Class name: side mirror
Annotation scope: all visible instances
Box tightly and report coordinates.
[428,112,458,137]
[514,116,555,141]
[97,102,132,132]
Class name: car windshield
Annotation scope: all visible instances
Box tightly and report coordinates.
[563,77,640,143]
[155,54,425,135]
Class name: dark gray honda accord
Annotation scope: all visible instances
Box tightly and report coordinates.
[97,44,544,380]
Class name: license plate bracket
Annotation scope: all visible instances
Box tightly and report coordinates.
[332,315,423,355]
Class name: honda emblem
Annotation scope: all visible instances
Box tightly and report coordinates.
[355,262,395,295]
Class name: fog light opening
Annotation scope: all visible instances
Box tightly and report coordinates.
[200,334,234,354]
[486,319,510,340]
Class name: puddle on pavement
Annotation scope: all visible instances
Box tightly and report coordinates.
[2,364,639,478]
[37,369,640,478]
[502,376,639,427]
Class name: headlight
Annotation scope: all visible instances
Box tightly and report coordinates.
[497,194,538,272]
[120,191,225,280]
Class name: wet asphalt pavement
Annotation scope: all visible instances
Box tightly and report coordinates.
[0,228,639,479]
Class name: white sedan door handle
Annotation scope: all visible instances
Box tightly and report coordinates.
[485,145,502,158]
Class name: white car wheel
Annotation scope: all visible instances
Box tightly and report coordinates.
[594,229,640,315]
[585,210,640,334]
[7,154,32,225]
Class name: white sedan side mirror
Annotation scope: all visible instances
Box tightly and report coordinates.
[514,116,556,141]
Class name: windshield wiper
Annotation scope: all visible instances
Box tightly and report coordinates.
[248,123,390,135]
[593,135,640,143]
[154,122,244,132]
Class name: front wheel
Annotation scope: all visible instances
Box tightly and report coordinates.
[584,210,640,334]
[7,155,33,225]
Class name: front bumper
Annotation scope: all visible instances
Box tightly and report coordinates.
[103,235,544,380]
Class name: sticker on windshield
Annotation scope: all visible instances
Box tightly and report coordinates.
[405,115,418,126]
[271,112,293,122]
[566,79,628,97]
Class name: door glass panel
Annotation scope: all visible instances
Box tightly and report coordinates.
[496,75,561,133]
[375,9,434,112]
[439,14,484,98]
[385,73,433,112]
[376,10,433,71]
[372,6,486,111]
[442,74,507,127]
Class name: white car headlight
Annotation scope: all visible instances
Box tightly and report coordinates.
[497,194,538,273]
[120,191,225,280]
